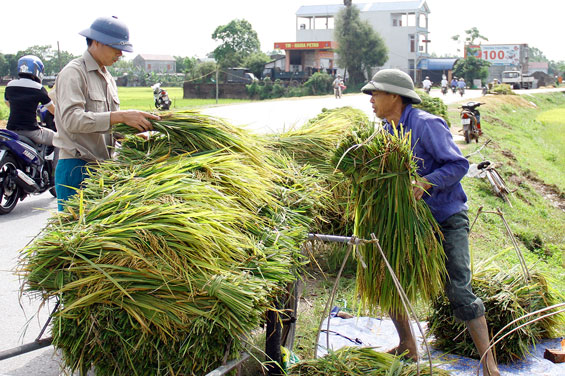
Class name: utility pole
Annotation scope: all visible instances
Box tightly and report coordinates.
[57,41,62,73]
[215,68,219,104]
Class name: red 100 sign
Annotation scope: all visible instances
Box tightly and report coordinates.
[477,50,506,60]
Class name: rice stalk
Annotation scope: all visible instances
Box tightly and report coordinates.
[332,121,446,316]
[427,258,564,363]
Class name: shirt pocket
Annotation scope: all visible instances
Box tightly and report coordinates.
[87,90,108,113]
[110,93,120,110]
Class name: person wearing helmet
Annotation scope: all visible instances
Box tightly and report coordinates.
[53,16,160,211]
[451,77,458,92]
[361,69,500,376]
[422,75,432,92]
[4,55,56,146]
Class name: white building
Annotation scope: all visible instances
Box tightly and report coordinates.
[133,54,176,74]
[274,1,431,80]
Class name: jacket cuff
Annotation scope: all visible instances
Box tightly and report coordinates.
[94,111,112,133]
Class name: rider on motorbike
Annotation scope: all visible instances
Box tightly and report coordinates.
[4,55,56,146]
[451,77,458,93]
[457,77,466,95]
[441,75,448,95]
[422,76,432,93]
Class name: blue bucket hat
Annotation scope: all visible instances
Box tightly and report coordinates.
[79,16,133,52]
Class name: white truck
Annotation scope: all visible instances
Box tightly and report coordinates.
[501,70,534,89]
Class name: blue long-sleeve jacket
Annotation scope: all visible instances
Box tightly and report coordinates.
[383,104,469,224]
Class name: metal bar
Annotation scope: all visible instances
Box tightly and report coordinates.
[205,352,250,376]
[0,337,53,361]
[307,233,365,245]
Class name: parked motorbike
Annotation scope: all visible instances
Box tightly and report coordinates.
[0,129,57,214]
[151,83,171,110]
[459,102,484,144]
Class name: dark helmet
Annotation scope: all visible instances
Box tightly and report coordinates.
[79,16,133,52]
[17,55,45,83]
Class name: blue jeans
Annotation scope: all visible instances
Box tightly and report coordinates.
[55,158,89,211]
[441,211,485,321]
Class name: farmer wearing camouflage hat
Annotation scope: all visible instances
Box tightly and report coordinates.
[362,69,500,376]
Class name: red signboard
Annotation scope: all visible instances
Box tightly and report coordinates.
[274,41,336,50]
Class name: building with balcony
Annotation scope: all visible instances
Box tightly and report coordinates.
[274,1,431,81]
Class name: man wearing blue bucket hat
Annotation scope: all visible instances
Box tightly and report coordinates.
[53,16,160,211]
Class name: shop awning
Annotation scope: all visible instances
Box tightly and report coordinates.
[417,58,458,70]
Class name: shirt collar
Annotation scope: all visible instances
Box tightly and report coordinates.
[384,104,413,128]
[83,50,107,74]
[399,103,413,126]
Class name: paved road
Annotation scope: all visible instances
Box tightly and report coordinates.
[0,87,520,374]
[202,88,484,134]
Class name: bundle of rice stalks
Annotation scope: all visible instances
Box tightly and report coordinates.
[19,114,311,375]
[287,346,450,376]
[332,122,446,316]
[270,107,366,173]
[427,261,564,364]
[269,107,366,235]
[116,110,273,173]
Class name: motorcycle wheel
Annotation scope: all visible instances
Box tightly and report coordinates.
[464,130,471,144]
[49,187,57,197]
[0,154,22,214]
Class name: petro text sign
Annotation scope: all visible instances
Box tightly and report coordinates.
[274,41,335,50]
[466,44,521,66]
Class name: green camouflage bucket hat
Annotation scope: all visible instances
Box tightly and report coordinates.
[361,69,421,104]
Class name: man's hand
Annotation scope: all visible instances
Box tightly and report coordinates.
[111,110,160,132]
[412,178,432,201]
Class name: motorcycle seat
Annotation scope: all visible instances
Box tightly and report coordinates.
[14,133,38,148]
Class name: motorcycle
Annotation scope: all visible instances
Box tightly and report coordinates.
[451,85,457,94]
[151,83,171,110]
[441,86,448,95]
[459,102,484,144]
[0,128,57,214]
[424,86,431,95]
[458,86,465,97]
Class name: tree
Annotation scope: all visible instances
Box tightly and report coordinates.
[453,55,490,84]
[212,19,260,68]
[44,50,78,76]
[334,2,388,84]
[175,56,198,75]
[451,27,490,85]
[243,52,270,79]
[451,27,489,52]
[0,54,8,77]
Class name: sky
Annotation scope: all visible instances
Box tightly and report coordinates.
[1,0,564,62]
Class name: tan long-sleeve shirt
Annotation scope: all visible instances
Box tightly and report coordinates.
[53,51,119,161]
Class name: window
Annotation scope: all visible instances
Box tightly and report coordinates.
[410,35,415,53]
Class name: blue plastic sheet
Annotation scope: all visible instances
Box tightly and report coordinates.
[317,315,565,375]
